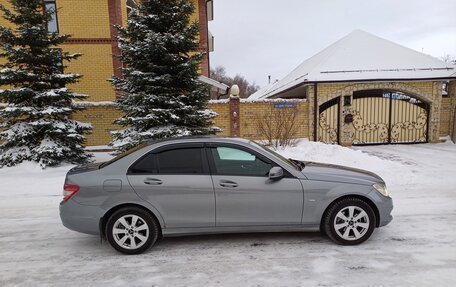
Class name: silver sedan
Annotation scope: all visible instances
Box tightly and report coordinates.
[60,137,393,254]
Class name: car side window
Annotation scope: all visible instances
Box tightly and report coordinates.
[210,146,272,177]
[130,153,158,174]
[130,148,204,175]
[157,148,204,174]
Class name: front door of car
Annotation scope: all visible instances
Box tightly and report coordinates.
[208,144,303,226]
[127,144,215,228]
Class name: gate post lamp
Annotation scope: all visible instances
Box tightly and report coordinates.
[230,84,240,98]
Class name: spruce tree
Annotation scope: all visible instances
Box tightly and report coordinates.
[0,0,92,168]
[111,0,218,152]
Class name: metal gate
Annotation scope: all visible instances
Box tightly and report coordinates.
[352,90,429,145]
[318,97,339,144]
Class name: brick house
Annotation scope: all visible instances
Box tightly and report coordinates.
[0,0,216,146]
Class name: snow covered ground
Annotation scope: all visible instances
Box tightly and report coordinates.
[1,141,456,286]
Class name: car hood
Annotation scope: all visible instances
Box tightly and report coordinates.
[301,161,383,185]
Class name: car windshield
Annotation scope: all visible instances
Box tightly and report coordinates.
[99,143,148,168]
[250,141,301,171]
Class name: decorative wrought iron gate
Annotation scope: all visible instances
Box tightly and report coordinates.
[352,90,429,145]
[318,97,339,144]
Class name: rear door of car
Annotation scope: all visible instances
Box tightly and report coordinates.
[207,143,303,227]
[126,143,215,228]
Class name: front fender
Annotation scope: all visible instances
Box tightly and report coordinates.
[301,180,375,225]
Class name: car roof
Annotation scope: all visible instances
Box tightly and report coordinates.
[145,136,252,146]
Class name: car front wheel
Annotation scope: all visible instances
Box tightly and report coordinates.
[106,207,159,254]
[324,198,376,245]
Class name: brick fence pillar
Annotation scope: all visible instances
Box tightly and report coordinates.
[229,96,240,137]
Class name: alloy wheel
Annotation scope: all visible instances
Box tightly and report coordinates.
[112,214,150,250]
[333,206,370,241]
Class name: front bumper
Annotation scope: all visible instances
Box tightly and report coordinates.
[368,189,393,227]
[59,199,101,235]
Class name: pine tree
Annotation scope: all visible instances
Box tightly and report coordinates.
[111,0,218,152]
[0,0,92,168]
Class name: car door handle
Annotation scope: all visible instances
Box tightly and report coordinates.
[144,178,163,185]
[219,180,238,188]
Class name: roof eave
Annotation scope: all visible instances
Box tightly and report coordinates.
[267,76,456,98]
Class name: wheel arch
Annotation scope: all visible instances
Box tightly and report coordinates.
[320,194,381,231]
[100,203,163,239]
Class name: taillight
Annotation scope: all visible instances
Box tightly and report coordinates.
[63,184,80,201]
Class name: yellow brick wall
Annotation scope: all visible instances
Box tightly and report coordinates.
[122,0,128,26]
[61,43,116,102]
[208,102,230,136]
[440,97,452,137]
[190,0,199,23]
[72,105,123,146]
[57,0,111,38]
[0,1,12,28]
[239,101,309,140]
[208,100,309,141]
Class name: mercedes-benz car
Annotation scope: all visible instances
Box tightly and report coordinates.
[60,137,393,254]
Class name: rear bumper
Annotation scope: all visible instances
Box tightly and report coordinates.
[59,199,101,235]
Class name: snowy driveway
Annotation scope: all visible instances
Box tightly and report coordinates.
[1,142,456,286]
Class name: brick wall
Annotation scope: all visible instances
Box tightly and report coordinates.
[440,97,452,137]
[209,99,309,140]
[61,43,116,102]
[239,101,309,139]
[72,105,123,146]
[208,100,231,136]
[58,0,112,38]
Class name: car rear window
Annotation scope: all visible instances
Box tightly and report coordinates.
[100,143,148,168]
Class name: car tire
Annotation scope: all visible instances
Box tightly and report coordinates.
[106,207,159,255]
[323,198,376,245]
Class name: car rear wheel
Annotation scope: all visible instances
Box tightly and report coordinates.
[324,198,376,245]
[106,207,159,254]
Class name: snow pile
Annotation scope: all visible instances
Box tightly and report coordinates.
[278,140,418,188]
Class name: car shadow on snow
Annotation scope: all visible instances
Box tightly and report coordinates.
[152,232,331,251]
[69,229,404,255]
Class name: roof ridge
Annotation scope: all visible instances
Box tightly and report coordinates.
[261,31,361,98]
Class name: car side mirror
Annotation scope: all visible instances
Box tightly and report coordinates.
[269,166,284,180]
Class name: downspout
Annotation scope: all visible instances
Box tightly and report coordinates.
[217,87,230,100]
[314,83,318,141]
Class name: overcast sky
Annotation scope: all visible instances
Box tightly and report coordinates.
[208,0,456,87]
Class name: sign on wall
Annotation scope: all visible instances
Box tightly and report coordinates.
[274,103,297,109]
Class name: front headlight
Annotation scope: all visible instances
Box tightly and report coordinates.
[373,183,389,197]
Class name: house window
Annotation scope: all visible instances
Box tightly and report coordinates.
[206,0,214,21]
[208,30,214,52]
[44,0,58,33]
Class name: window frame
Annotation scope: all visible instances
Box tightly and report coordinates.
[44,0,59,34]
[205,143,294,178]
[127,143,210,175]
